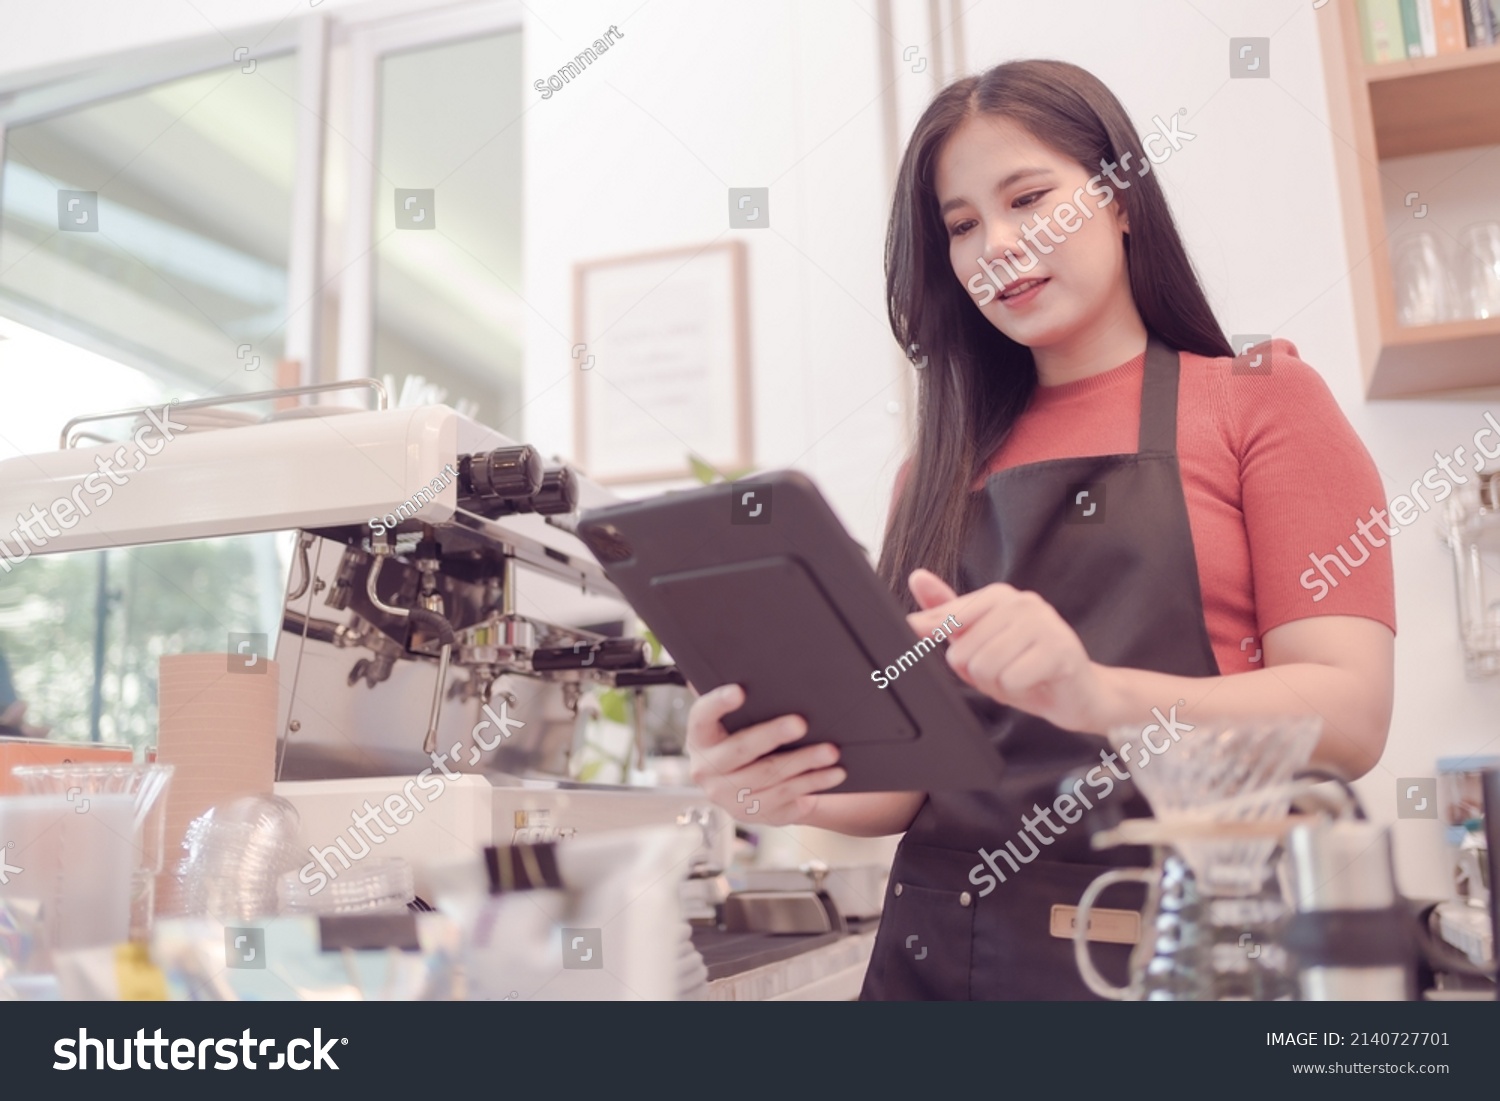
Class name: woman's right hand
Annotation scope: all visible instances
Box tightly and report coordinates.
[686,684,846,826]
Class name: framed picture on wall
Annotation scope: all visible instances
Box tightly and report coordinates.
[572,239,752,485]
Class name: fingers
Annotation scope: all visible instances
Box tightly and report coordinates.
[994,643,1072,695]
[944,597,1033,674]
[907,568,957,609]
[684,684,847,825]
[686,683,816,788]
[761,766,848,815]
[945,591,1086,706]
[897,580,1099,729]
[684,683,744,752]
[774,765,848,800]
[694,712,809,779]
[940,587,1050,666]
[691,737,845,825]
[906,580,1021,636]
[960,631,1044,693]
[732,739,840,794]
[730,766,848,826]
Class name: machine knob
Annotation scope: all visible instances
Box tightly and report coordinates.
[464,465,578,520]
[529,467,578,516]
[458,445,543,502]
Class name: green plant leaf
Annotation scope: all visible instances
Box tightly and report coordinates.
[597,688,630,725]
[687,455,720,484]
[643,628,662,664]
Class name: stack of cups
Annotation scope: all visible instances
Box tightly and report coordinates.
[177,795,304,921]
[154,653,281,916]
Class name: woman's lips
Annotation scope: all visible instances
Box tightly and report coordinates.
[998,277,1049,307]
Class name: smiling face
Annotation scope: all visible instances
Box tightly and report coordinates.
[934,112,1135,358]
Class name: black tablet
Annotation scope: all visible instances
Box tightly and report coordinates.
[576,470,1004,792]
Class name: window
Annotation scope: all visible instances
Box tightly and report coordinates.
[0,52,300,393]
[0,3,526,747]
[368,30,524,428]
[0,26,305,748]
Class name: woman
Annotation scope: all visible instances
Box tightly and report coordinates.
[685,59,1395,1000]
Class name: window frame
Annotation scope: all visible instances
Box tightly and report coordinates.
[0,0,526,395]
[330,0,524,384]
[0,19,315,391]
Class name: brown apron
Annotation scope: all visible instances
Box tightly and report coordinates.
[860,334,1221,1000]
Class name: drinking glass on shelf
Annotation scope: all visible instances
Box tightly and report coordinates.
[1455,221,1500,321]
[1392,233,1457,327]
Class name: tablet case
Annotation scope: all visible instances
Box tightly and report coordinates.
[576,470,1004,792]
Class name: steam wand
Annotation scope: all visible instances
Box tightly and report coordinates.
[365,544,458,754]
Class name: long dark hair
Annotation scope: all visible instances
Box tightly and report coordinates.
[877,59,1233,611]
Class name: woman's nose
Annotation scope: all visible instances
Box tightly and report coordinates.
[982,220,1026,265]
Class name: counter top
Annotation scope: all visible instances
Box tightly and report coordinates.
[704,928,877,1001]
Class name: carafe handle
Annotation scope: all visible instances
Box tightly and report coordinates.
[1073,867,1154,1000]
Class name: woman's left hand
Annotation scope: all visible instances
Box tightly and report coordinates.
[905,568,1116,734]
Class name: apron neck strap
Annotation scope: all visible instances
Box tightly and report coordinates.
[1137,334,1180,455]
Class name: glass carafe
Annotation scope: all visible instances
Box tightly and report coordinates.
[1443,471,1500,679]
[1074,843,1297,1001]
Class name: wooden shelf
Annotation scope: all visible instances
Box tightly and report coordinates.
[1371,315,1500,398]
[1365,45,1500,157]
[1317,0,1500,400]
[1364,40,1500,81]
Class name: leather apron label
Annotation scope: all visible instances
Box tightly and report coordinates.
[1050,904,1141,945]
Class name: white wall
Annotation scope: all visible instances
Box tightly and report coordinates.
[4,0,1498,900]
[519,0,903,535]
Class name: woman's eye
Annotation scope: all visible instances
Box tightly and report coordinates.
[1014,190,1049,209]
[949,219,976,238]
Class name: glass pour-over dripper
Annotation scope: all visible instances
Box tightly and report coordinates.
[1083,716,1324,1000]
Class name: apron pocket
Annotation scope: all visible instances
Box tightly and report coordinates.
[863,880,977,1001]
[970,859,1143,1000]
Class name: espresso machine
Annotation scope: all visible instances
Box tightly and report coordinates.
[262,392,687,786]
[0,380,732,908]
